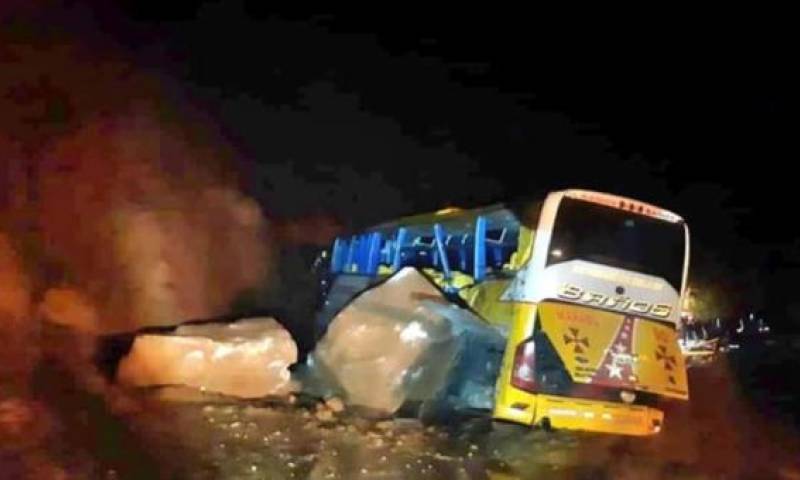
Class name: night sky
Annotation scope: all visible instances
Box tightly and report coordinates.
[3,4,797,327]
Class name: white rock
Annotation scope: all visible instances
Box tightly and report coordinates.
[309,268,455,413]
[315,408,334,423]
[117,317,297,398]
[324,397,345,413]
[308,267,504,414]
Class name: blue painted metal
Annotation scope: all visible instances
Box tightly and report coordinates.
[433,223,451,280]
[345,236,358,273]
[381,238,392,265]
[366,232,382,275]
[358,234,370,273]
[331,237,346,273]
[474,216,487,282]
[392,227,408,272]
[459,234,471,271]
[488,228,506,266]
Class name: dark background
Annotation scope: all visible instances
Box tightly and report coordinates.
[3,3,797,329]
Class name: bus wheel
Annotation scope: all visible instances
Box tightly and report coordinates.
[539,417,553,432]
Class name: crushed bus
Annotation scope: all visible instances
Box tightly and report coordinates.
[312,189,690,436]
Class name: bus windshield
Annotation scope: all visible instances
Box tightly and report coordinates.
[547,197,685,291]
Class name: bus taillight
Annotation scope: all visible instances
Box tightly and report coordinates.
[511,338,537,392]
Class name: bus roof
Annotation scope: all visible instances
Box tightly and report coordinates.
[361,188,684,237]
[562,189,684,224]
[367,203,520,237]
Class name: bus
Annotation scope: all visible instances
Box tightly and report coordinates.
[313,189,690,436]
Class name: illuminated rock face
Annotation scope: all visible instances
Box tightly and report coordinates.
[38,288,99,333]
[0,232,35,379]
[0,233,30,326]
[34,112,273,334]
[117,317,298,399]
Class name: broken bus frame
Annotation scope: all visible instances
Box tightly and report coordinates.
[314,189,690,436]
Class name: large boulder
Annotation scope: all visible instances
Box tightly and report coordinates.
[307,267,505,414]
[117,317,297,398]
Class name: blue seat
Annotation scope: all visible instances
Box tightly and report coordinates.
[486,228,518,268]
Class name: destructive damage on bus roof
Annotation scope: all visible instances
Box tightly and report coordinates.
[110,189,691,437]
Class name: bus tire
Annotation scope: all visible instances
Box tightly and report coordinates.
[539,417,553,432]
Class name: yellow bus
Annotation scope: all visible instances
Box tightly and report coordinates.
[315,189,689,436]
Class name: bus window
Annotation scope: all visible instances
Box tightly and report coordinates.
[548,197,685,291]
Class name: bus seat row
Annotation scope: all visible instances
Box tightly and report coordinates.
[330,216,519,282]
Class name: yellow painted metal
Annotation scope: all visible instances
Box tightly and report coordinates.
[531,394,664,436]
[460,279,515,330]
[508,225,534,270]
[492,303,538,424]
[537,302,689,399]
[491,302,677,436]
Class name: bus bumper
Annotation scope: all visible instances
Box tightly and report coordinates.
[494,393,664,436]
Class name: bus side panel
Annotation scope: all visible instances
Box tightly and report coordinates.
[493,303,538,425]
[461,279,517,331]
